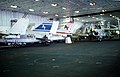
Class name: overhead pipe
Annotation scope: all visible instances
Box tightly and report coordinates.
[70,9,120,18]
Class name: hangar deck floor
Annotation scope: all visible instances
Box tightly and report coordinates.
[0,41,120,77]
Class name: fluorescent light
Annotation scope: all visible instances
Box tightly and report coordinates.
[82,20,85,22]
[43,11,48,14]
[110,14,112,16]
[55,14,58,16]
[102,10,106,12]
[35,0,39,1]
[29,9,34,11]
[10,5,17,8]
[92,17,95,18]
[51,3,57,6]
[75,11,80,13]
[88,15,90,17]
[112,16,115,18]
[90,3,93,6]
[63,16,67,17]
[90,2,96,6]
[100,14,104,15]
[62,7,66,10]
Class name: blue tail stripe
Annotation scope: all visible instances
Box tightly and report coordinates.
[33,23,52,32]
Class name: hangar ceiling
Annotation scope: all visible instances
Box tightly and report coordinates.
[0,0,120,21]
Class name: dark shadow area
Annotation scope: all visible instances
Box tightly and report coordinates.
[0,41,120,77]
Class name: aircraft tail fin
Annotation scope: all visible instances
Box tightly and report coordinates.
[33,21,59,34]
[8,18,29,35]
[50,21,59,34]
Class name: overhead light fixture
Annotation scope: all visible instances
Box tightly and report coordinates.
[55,14,59,16]
[90,2,96,6]
[35,0,39,1]
[112,16,115,18]
[100,14,104,15]
[75,11,80,13]
[92,17,95,18]
[63,16,67,18]
[62,7,66,10]
[88,15,90,17]
[110,14,112,16]
[10,5,17,8]
[43,11,48,14]
[29,9,34,11]
[102,10,106,12]
[51,3,58,6]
